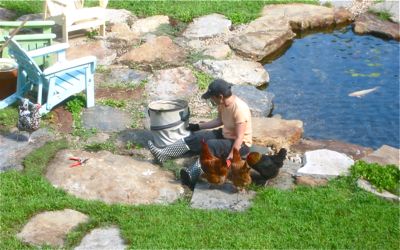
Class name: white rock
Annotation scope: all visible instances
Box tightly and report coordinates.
[183,13,232,39]
[74,227,127,250]
[131,15,170,34]
[297,149,354,177]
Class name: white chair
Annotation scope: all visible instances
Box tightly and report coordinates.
[44,0,108,42]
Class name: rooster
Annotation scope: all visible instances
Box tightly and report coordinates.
[230,147,252,193]
[17,98,41,143]
[246,148,287,181]
[199,139,230,187]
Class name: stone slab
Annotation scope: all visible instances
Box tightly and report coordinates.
[297,149,354,178]
[17,209,88,248]
[357,179,399,202]
[0,128,54,172]
[82,105,132,132]
[232,85,274,117]
[191,182,256,212]
[46,150,184,205]
[183,13,231,39]
[361,145,399,167]
[74,227,127,250]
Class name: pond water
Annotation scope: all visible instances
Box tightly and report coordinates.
[265,26,399,149]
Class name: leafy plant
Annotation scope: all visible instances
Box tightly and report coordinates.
[65,95,96,139]
[191,68,213,90]
[86,29,99,39]
[84,141,116,153]
[66,95,86,115]
[98,99,126,108]
[369,9,392,21]
[126,141,143,150]
[351,161,400,195]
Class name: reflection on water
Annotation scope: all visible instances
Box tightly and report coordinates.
[265,26,399,149]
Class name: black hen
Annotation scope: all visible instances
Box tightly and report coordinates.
[17,98,41,143]
[246,148,287,181]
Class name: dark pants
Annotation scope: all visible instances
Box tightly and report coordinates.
[184,128,249,159]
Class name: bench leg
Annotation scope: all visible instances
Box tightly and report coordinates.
[85,67,95,108]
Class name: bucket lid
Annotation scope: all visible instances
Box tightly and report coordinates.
[148,99,188,112]
[0,58,17,72]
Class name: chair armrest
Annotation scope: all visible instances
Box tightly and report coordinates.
[43,56,96,75]
[27,43,69,58]
[0,21,55,28]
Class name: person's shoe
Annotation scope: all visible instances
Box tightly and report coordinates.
[180,159,202,190]
[148,139,189,163]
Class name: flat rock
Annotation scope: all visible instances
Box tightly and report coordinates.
[295,175,329,187]
[228,18,295,61]
[145,66,197,101]
[105,8,137,25]
[261,4,335,30]
[203,44,232,59]
[194,59,269,86]
[46,150,184,205]
[361,145,399,166]
[95,65,149,87]
[131,15,170,35]
[232,85,274,117]
[183,13,231,39]
[118,36,187,68]
[354,12,400,41]
[67,40,117,66]
[252,117,303,150]
[0,7,16,20]
[357,179,399,202]
[74,226,127,250]
[17,209,88,248]
[82,106,131,132]
[297,149,354,178]
[0,128,54,172]
[107,23,140,47]
[291,138,374,160]
[191,182,256,212]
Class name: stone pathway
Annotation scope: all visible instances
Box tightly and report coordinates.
[74,227,127,250]
[17,209,88,248]
[0,128,54,172]
[82,106,132,132]
[45,150,184,205]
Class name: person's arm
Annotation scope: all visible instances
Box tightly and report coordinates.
[199,117,223,129]
[227,122,246,160]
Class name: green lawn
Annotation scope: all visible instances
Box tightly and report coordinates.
[0,0,318,23]
[0,140,398,249]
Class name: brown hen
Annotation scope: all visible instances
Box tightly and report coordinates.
[200,140,230,186]
[230,147,252,192]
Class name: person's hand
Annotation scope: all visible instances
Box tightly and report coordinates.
[187,123,200,132]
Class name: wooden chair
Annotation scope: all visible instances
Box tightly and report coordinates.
[0,20,56,66]
[44,0,108,42]
[0,38,96,114]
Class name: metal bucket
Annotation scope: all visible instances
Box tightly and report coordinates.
[148,99,191,148]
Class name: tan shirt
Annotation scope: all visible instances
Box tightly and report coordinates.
[218,96,252,147]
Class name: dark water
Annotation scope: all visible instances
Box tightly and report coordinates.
[265,26,399,149]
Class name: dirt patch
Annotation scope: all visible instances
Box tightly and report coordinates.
[52,106,73,134]
[96,87,144,101]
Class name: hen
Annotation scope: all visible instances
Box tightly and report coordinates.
[230,147,252,192]
[246,148,287,181]
[17,98,41,143]
[200,140,230,187]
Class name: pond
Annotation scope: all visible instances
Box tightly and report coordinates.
[265,26,399,149]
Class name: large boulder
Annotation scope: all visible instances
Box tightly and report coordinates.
[145,67,198,101]
[131,15,170,35]
[194,59,269,86]
[252,117,303,150]
[229,18,295,61]
[17,209,88,248]
[183,13,232,39]
[118,36,187,68]
[354,12,400,41]
[67,40,117,65]
[45,150,184,205]
[232,85,274,117]
[361,145,400,166]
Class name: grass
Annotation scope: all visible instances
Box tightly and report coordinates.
[0,105,18,132]
[369,9,392,21]
[1,141,399,249]
[0,0,319,24]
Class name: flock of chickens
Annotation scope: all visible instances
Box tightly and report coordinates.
[200,140,287,192]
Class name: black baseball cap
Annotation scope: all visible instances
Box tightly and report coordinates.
[201,79,232,99]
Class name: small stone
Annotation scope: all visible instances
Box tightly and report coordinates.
[74,227,127,250]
